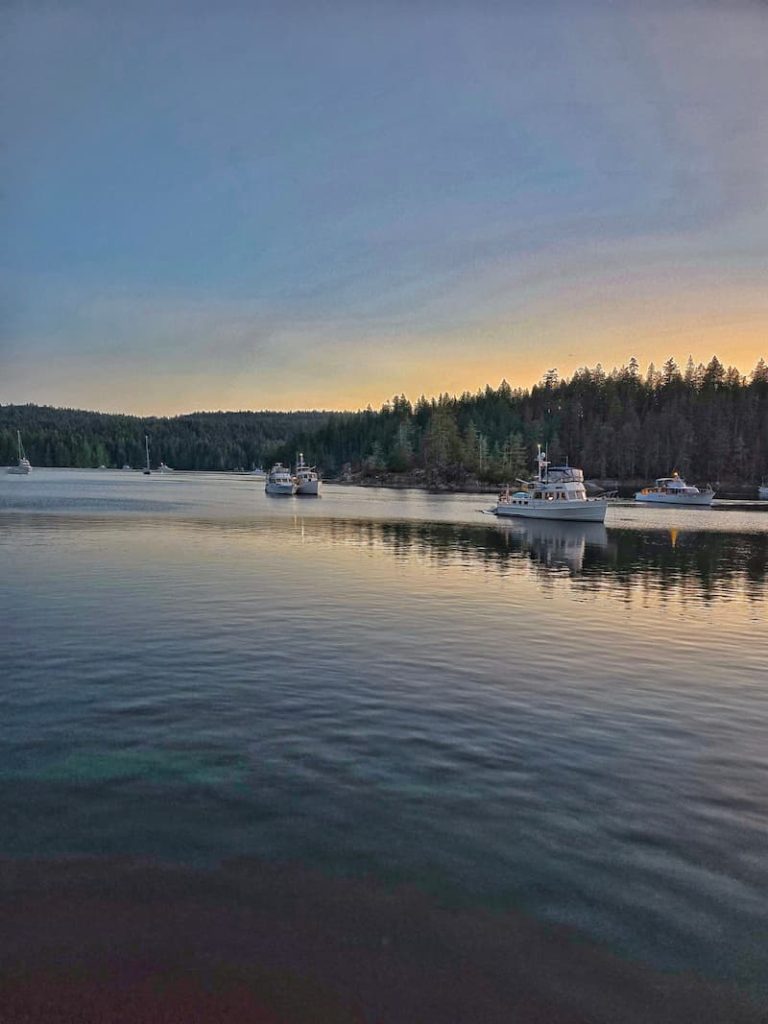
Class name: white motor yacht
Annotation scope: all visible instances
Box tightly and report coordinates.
[7,431,32,475]
[635,472,714,506]
[493,447,607,522]
[158,462,174,473]
[265,463,296,495]
[294,452,320,496]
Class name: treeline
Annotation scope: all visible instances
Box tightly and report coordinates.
[274,356,768,484]
[0,406,329,471]
[3,355,767,482]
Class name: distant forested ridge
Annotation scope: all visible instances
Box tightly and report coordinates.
[272,355,768,485]
[2,355,767,483]
[0,406,330,471]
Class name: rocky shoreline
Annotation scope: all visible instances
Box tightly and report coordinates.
[330,470,762,500]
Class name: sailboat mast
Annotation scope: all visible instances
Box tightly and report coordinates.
[17,430,22,461]
[145,434,150,471]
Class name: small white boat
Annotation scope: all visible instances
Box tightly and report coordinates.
[143,435,151,475]
[122,464,132,471]
[493,447,607,523]
[294,452,320,496]
[265,463,296,495]
[158,462,174,473]
[759,482,768,501]
[635,472,714,506]
[7,431,32,475]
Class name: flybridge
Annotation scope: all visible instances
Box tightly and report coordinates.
[546,466,584,483]
[534,449,583,485]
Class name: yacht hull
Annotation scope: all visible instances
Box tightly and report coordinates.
[7,464,31,475]
[296,480,320,496]
[494,501,607,523]
[634,492,714,506]
[265,482,296,495]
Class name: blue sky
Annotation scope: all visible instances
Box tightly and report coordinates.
[1,1,766,413]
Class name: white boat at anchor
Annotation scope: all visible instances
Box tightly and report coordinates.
[294,452,320,496]
[493,447,607,523]
[265,463,296,495]
[7,431,32,475]
[635,472,714,506]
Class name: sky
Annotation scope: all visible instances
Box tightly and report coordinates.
[1,0,766,414]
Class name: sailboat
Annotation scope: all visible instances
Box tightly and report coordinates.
[7,431,32,475]
[143,435,151,475]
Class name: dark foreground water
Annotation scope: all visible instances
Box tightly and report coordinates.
[1,470,767,1020]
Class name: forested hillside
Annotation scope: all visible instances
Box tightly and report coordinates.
[273,356,768,485]
[0,406,329,471]
[3,356,767,483]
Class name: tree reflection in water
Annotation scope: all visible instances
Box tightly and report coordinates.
[316,517,768,606]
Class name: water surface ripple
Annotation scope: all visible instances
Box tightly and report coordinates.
[1,470,767,995]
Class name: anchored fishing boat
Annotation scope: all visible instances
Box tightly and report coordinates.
[635,472,714,506]
[492,447,607,523]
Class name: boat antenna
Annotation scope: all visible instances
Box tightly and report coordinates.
[536,443,550,484]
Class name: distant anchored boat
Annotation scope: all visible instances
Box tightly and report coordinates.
[265,463,296,495]
[7,431,32,475]
[635,472,714,506]
[294,452,320,496]
[158,462,174,473]
[492,447,607,523]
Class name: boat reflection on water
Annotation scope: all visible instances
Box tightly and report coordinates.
[501,518,609,574]
[310,517,767,605]
[13,504,765,604]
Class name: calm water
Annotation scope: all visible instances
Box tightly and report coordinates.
[2,470,767,994]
